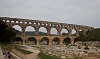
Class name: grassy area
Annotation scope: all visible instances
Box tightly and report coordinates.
[0,42,15,51]
[38,52,60,59]
[0,42,33,54]
[38,52,81,59]
[95,46,100,48]
[15,47,33,54]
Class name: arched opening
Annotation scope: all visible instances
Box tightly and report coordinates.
[63,37,71,45]
[25,26,35,36]
[27,37,37,45]
[86,30,90,33]
[40,37,49,45]
[72,29,76,36]
[52,37,60,45]
[6,20,10,22]
[50,28,57,35]
[74,38,80,45]
[79,30,83,35]
[39,27,47,36]
[11,21,14,23]
[74,38,78,43]
[14,37,22,44]
[61,29,68,35]
[12,25,22,35]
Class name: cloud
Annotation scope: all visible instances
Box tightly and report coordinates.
[0,0,100,29]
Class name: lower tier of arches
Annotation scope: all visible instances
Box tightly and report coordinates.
[14,36,77,46]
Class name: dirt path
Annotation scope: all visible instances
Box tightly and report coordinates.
[23,45,40,59]
[25,50,40,59]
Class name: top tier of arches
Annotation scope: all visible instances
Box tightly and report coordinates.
[1,17,94,30]
[0,17,94,36]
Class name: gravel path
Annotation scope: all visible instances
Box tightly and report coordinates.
[22,45,40,59]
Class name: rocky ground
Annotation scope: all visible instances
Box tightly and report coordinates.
[40,44,100,59]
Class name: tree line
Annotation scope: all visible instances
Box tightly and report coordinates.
[0,20,16,43]
[77,28,100,41]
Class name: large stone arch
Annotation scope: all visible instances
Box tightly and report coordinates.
[12,25,22,35]
[12,25,22,31]
[39,27,47,35]
[71,29,77,36]
[27,37,37,45]
[40,37,49,45]
[61,28,68,35]
[14,37,22,44]
[50,27,58,35]
[25,26,35,36]
[63,37,71,45]
[52,37,60,45]
[25,26,35,31]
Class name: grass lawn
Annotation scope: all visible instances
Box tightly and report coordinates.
[16,48,33,54]
[38,52,60,59]
[0,42,33,54]
[38,52,81,59]
[96,46,100,48]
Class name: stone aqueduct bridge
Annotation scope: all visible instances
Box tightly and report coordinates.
[0,17,94,46]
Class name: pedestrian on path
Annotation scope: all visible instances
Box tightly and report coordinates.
[8,51,11,59]
[5,51,8,57]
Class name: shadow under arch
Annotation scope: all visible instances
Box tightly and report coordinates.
[52,37,60,45]
[40,37,49,45]
[74,38,78,43]
[27,37,37,45]
[63,37,71,45]
[14,37,22,44]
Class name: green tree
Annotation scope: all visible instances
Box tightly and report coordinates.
[0,20,16,43]
[78,28,100,41]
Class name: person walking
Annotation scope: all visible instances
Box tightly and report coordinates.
[7,51,11,59]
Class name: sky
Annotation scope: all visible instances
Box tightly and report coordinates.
[0,0,100,34]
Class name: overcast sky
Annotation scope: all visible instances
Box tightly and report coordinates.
[0,0,100,33]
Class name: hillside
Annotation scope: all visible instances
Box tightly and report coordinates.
[15,30,55,36]
[78,28,100,41]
